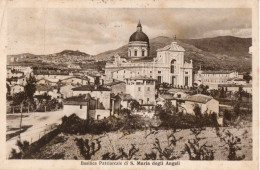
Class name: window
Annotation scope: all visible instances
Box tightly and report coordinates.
[129,50,131,56]
[138,87,141,91]
[142,50,145,56]
[80,105,82,109]
[171,59,176,73]
[158,71,161,74]
[157,76,162,83]
[150,71,152,73]
[185,76,189,86]
[185,72,188,74]
[147,87,150,91]
[147,98,149,102]
[134,50,137,56]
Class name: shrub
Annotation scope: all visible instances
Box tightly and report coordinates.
[9,140,29,159]
[218,130,245,160]
[75,138,101,160]
[184,128,214,160]
[102,144,139,160]
[151,130,183,160]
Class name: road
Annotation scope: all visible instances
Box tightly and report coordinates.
[6,110,65,158]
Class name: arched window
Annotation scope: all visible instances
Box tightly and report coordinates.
[142,50,145,56]
[171,59,176,73]
[134,50,138,56]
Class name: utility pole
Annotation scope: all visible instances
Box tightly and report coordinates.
[19,102,24,140]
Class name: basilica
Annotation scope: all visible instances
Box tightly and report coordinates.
[104,21,193,87]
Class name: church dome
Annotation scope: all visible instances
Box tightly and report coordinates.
[129,21,149,44]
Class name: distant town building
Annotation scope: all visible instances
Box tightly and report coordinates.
[243,84,252,94]
[194,70,239,89]
[10,85,24,95]
[125,76,156,107]
[111,68,136,82]
[105,80,126,95]
[227,78,247,85]
[7,65,33,76]
[72,85,111,110]
[63,94,110,120]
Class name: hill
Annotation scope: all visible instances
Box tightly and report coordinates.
[95,36,252,72]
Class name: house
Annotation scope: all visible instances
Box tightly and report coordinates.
[59,84,76,98]
[156,94,177,106]
[125,76,156,107]
[227,78,247,85]
[37,78,57,86]
[63,94,94,119]
[10,85,24,95]
[7,65,33,76]
[7,69,24,79]
[34,84,61,99]
[7,76,27,86]
[112,93,133,115]
[218,84,242,93]
[105,80,126,95]
[72,85,111,110]
[111,69,136,82]
[182,94,219,115]
[34,71,73,82]
[242,84,252,94]
[194,70,239,89]
[61,76,89,86]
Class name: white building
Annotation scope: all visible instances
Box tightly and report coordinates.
[105,21,193,87]
[125,76,156,106]
[182,94,219,115]
[72,85,111,110]
[10,85,24,95]
[63,94,110,120]
[194,70,239,89]
[111,68,136,82]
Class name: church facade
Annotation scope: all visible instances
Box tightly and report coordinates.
[105,21,193,87]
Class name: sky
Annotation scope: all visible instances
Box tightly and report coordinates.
[7,8,252,55]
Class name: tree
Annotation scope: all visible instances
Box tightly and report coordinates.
[219,87,226,98]
[24,74,37,102]
[193,104,202,117]
[130,100,141,111]
[163,100,177,115]
[243,72,252,83]
[12,92,26,106]
[6,83,11,95]
[234,102,240,116]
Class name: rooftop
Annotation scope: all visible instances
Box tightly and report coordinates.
[126,75,156,81]
[157,42,185,52]
[185,94,214,104]
[201,71,234,74]
[36,84,53,92]
[117,93,133,101]
[63,94,93,105]
[105,80,125,86]
[72,85,110,91]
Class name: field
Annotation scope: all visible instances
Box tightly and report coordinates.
[27,124,252,160]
